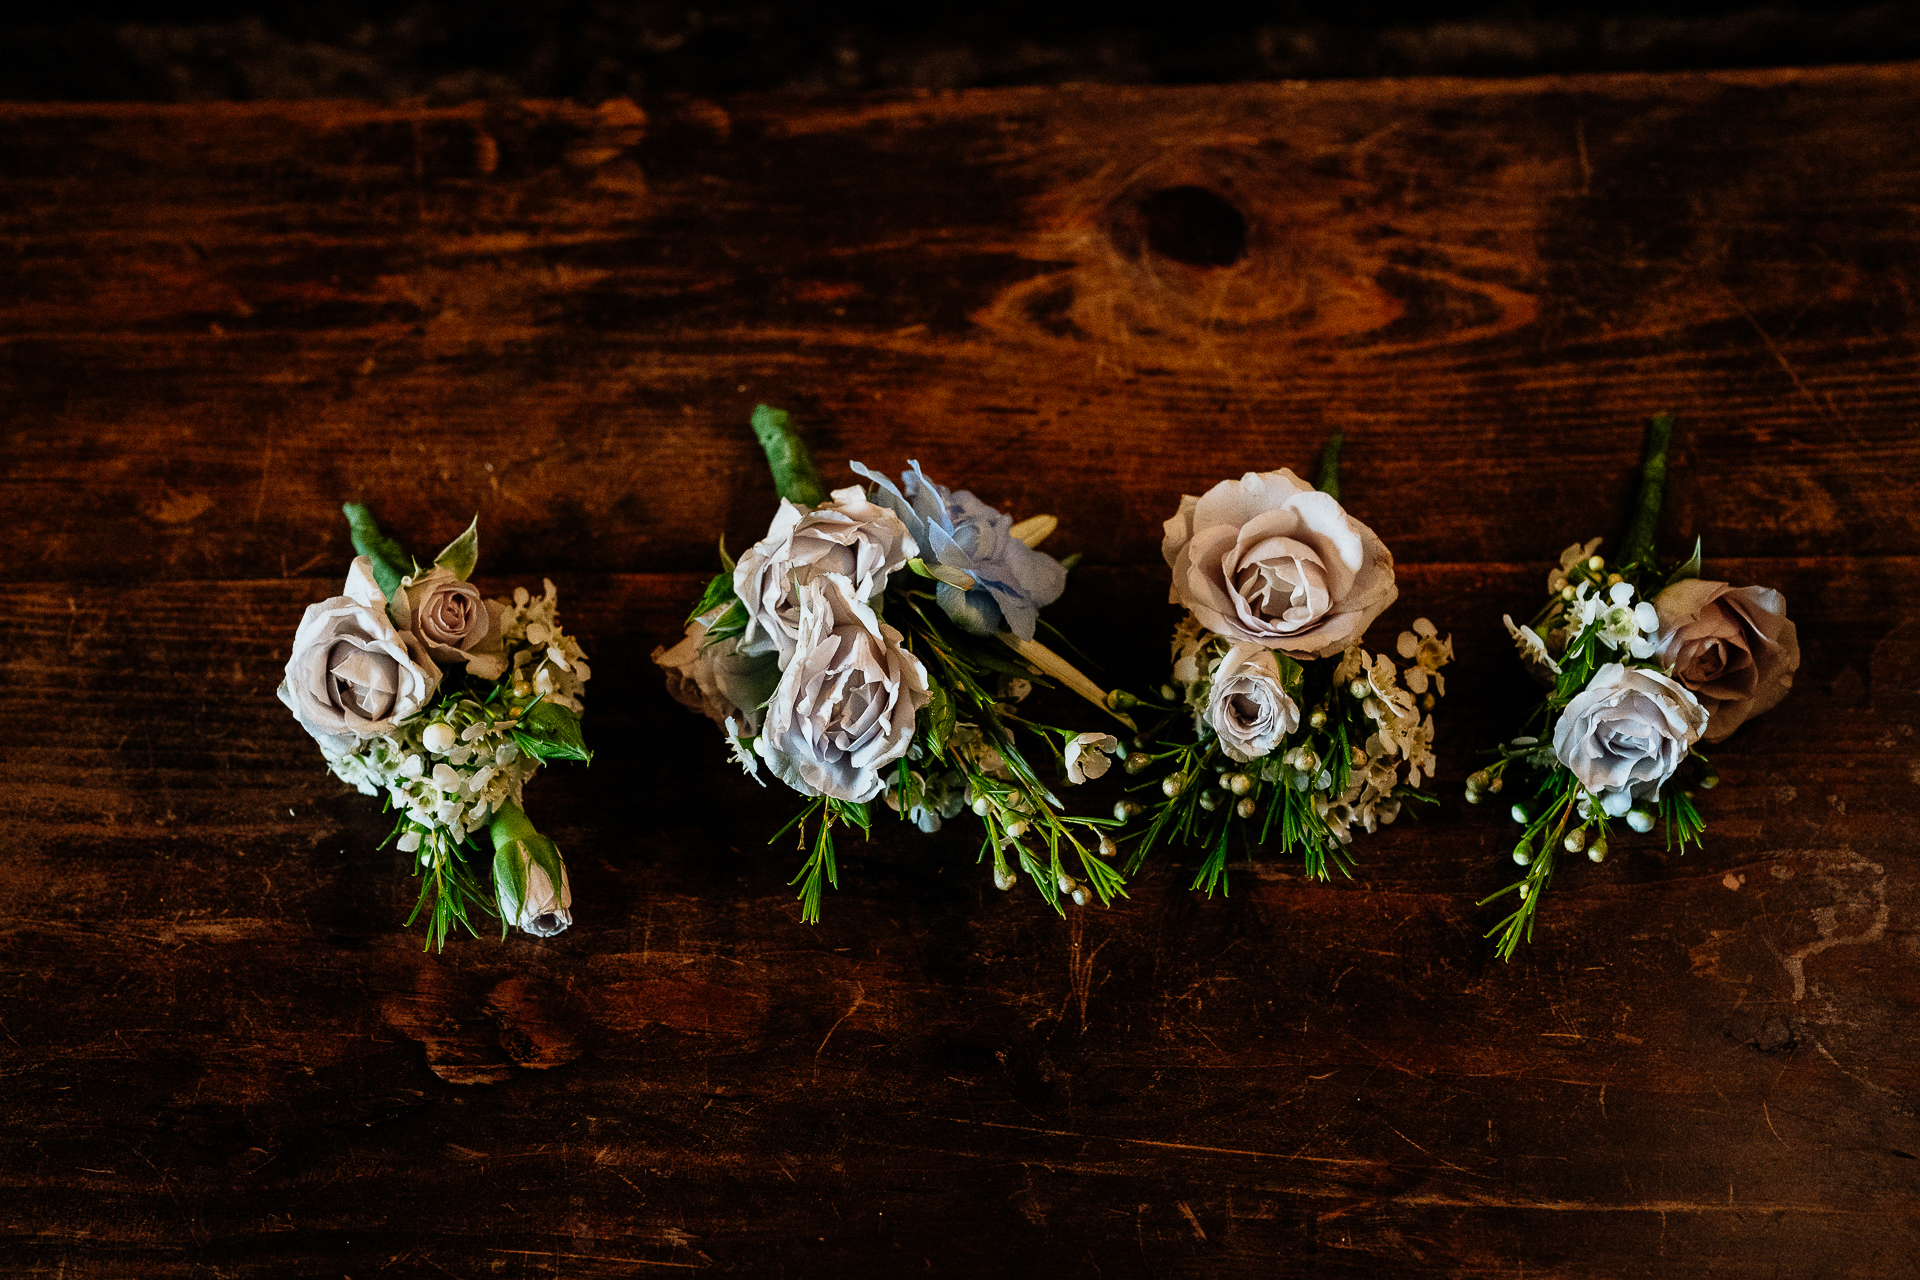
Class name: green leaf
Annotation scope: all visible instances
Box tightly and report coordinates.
[342,503,410,601]
[1313,432,1345,500]
[687,570,741,627]
[515,700,593,763]
[1664,536,1704,589]
[434,515,481,581]
[750,404,829,507]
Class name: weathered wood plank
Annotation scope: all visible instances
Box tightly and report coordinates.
[2,558,1915,1274]
[5,67,1920,1278]
[5,67,1920,587]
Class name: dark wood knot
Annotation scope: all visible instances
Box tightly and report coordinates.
[1130,185,1249,268]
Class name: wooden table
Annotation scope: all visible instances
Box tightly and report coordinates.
[5,64,1917,1277]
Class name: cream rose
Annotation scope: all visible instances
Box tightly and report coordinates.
[279,556,441,753]
[1163,469,1397,659]
[1552,663,1707,814]
[734,486,917,666]
[754,574,931,803]
[392,566,508,681]
[1205,642,1301,763]
[1653,579,1799,742]
[651,607,782,736]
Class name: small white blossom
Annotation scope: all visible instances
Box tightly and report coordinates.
[1396,618,1453,695]
[1064,732,1120,784]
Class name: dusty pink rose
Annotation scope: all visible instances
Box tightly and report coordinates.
[651,607,782,736]
[279,557,441,753]
[1653,579,1799,742]
[393,567,508,680]
[1163,469,1397,659]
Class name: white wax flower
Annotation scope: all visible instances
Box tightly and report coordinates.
[1064,733,1120,784]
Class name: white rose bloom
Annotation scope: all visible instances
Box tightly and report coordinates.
[734,486,917,666]
[496,843,572,938]
[1204,642,1301,763]
[755,574,931,803]
[1552,663,1708,814]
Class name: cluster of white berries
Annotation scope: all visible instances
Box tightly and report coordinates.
[322,582,590,867]
[326,699,539,864]
[500,580,591,713]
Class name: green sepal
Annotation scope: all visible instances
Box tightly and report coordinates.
[434,515,481,581]
[718,534,737,574]
[1664,536,1704,589]
[342,503,411,601]
[513,700,593,763]
[750,404,829,508]
[488,800,568,939]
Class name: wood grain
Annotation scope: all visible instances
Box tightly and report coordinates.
[4,65,1920,1278]
[5,68,1920,585]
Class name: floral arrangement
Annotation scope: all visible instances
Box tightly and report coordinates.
[654,406,1135,920]
[280,505,592,947]
[1473,414,1800,957]
[1121,438,1452,891]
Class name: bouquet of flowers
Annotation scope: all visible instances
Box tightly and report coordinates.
[654,406,1135,921]
[1473,414,1800,957]
[1122,438,1452,892]
[279,505,592,947]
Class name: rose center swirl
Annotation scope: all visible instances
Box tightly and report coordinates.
[1234,536,1330,625]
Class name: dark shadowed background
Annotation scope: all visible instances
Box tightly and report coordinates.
[6,1,1918,101]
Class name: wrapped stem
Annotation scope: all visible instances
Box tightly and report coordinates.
[750,404,829,507]
[1616,412,1676,570]
[1313,432,1345,500]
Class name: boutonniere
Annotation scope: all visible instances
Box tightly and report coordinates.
[280,507,592,947]
[1474,414,1800,957]
[655,407,1134,920]
[1123,437,1452,890]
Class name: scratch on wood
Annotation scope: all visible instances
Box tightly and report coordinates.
[1763,1101,1789,1148]
[815,982,866,1071]
[945,1117,1381,1167]
[1721,286,1841,424]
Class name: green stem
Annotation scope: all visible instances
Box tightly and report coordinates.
[1616,412,1676,570]
[750,404,829,507]
[1313,433,1345,500]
